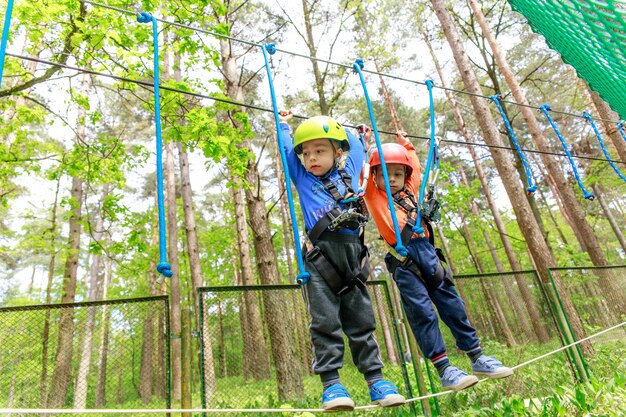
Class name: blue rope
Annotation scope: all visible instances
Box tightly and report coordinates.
[490,94,537,195]
[413,80,438,235]
[138,12,172,278]
[352,59,406,256]
[618,122,626,143]
[540,104,594,200]
[0,0,15,88]
[582,112,626,183]
[261,43,310,285]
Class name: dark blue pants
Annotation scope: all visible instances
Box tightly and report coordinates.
[388,245,480,360]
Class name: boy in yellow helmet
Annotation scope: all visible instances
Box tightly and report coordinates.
[279,110,405,411]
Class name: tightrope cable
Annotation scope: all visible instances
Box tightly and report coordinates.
[3,52,625,168]
[75,0,624,125]
[0,320,621,414]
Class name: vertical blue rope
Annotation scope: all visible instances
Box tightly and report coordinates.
[618,122,626,143]
[490,94,537,195]
[0,0,15,88]
[261,43,310,285]
[413,80,438,235]
[138,12,172,278]
[582,112,626,183]
[353,59,406,256]
[540,104,594,200]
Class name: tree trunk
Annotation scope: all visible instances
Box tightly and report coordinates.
[95,256,112,407]
[46,175,83,408]
[592,184,626,254]
[587,89,626,163]
[460,216,516,346]
[73,188,108,408]
[431,0,591,354]
[372,285,398,365]
[39,177,61,407]
[164,141,182,401]
[228,175,270,379]
[218,33,304,399]
[424,31,550,342]
[301,0,329,114]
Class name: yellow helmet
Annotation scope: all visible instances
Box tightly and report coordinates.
[293,116,350,154]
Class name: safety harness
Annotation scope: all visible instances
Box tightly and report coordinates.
[385,188,451,292]
[304,168,370,295]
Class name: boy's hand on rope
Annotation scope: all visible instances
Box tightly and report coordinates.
[396,130,410,145]
[279,109,293,123]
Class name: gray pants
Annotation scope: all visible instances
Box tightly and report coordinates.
[302,231,383,376]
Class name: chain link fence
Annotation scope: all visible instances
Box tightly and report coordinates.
[198,281,418,416]
[0,296,170,412]
[547,266,626,382]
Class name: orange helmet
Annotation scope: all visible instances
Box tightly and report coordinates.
[369,143,413,178]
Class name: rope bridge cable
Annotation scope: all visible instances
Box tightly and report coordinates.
[137,12,172,278]
[75,0,622,126]
[353,58,407,256]
[1,320,623,415]
[3,51,626,169]
[490,94,537,195]
[261,43,310,285]
[582,112,626,183]
[540,104,595,200]
[0,0,14,88]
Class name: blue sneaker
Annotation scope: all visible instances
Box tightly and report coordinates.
[471,355,514,379]
[369,380,405,407]
[322,383,354,412]
[439,366,479,391]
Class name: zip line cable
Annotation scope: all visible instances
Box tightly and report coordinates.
[3,51,625,168]
[137,12,172,279]
[75,0,625,126]
[582,112,626,183]
[0,319,622,414]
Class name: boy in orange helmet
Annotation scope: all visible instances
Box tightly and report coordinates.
[364,132,513,392]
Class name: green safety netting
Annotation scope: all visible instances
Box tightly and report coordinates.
[508,0,626,120]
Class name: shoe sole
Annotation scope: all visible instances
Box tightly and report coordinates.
[474,368,514,379]
[323,398,355,413]
[442,375,479,392]
[372,394,406,407]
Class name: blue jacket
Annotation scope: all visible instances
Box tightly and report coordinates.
[280,122,365,233]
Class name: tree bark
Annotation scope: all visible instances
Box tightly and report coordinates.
[165,141,182,400]
[218,31,304,399]
[592,184,626,254]
[46,176,82,407]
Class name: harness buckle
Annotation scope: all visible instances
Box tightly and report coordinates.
[327,208,368,231]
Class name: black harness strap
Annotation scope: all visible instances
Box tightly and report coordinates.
[304,169,370,295]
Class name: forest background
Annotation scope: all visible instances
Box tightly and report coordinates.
[0,0,625,415]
